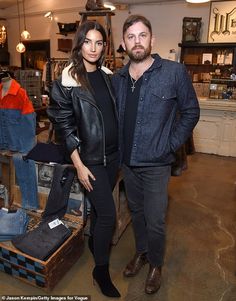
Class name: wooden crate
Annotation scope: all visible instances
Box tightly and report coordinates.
[0,212,84,291]
[0,160,85,291]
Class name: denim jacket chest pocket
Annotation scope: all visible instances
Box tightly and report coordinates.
[151,87,177,101]
[147,88,177,115]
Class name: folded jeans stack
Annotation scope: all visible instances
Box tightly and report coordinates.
[0,208,29,241]
[12,215,72,261]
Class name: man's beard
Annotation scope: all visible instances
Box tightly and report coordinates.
[126,44,151,63]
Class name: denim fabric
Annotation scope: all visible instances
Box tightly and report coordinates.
[42,164,76,220]
[122,164,171,267]
[0,109,36,153]
[12,215,72,261]
[0,208,29,238]
[13,153,39,210]
[0,184,9,207]
[112,54,200,166]
[0,235,16,241]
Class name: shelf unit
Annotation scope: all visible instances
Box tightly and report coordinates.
[179,42,236,61]
[14,69,42,108]
[178,42,236,100]
[179,43,236,157]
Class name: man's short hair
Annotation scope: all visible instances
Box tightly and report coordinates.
[123,15,152,36]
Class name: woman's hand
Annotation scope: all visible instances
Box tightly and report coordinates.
[70,149,95,192]
[76,163,95,192]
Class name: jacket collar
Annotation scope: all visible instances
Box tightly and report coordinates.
[61,63,113,87]
[0,79,20,96]
[117,53,162,78]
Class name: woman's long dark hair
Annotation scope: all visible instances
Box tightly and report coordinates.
[70,20,107,90]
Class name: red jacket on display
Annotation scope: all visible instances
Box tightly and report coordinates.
[0,79,36,153]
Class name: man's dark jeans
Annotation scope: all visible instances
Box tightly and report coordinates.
[122,164,171,267]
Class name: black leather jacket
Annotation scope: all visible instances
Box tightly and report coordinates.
[47,64,118,166]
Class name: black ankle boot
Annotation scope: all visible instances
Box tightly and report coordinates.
[92,264,121,298]
[88,236,94,255]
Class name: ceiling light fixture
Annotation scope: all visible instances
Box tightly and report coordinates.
[21,0,31,40]
[104,1,116,11]
[16,0,26,53]
[44,11,53,21]
[186,0,210,3]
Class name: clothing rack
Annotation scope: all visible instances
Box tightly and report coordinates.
[44,57,70,143]
[44,58,70,93]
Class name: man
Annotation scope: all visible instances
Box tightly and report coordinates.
[112,15,200,295]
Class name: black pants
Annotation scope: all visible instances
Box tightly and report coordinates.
[123,164,171,267]
[87,154,119,265]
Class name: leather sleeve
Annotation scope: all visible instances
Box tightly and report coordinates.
[47,79,81,155]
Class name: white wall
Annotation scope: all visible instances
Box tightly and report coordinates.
[3,0,211,66]
[112,2,210,61]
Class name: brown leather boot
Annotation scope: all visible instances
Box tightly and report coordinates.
[145,265,162,294]
[123,253,148,277]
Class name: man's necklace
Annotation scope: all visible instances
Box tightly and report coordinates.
[130,75,137,93]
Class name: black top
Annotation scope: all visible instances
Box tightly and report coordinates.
[87,69,118,155]
[123,75,143,165]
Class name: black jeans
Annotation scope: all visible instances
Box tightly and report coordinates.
[87,154,119,265]
[123,164,171,267]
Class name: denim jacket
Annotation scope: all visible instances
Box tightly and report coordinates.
[112,54,200,166]
[0,79,36,153]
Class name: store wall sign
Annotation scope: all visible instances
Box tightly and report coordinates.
[208,1,236,42]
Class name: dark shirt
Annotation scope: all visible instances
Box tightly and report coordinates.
[88,69,118,155]
[123,75,143,165]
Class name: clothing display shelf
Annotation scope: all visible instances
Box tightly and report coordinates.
[179,42,236,100]
[179,43,236,80]
[79,10,116,71]
[14,69,42,108]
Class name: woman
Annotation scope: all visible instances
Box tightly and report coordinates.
[47,21,120,298]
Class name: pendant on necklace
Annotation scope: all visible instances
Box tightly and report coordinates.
[130,75,137,93]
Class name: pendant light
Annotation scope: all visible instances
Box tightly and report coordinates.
[0,22,7,47]
[16,0,26,53]
[186,0,210,3]
[44,11,53,21]
[21,0,31,40]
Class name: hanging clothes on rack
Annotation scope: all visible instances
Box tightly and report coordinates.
[42,58,69,94]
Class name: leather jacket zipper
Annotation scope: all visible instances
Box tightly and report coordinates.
[101,110,106,166]
[83,98,106,166]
